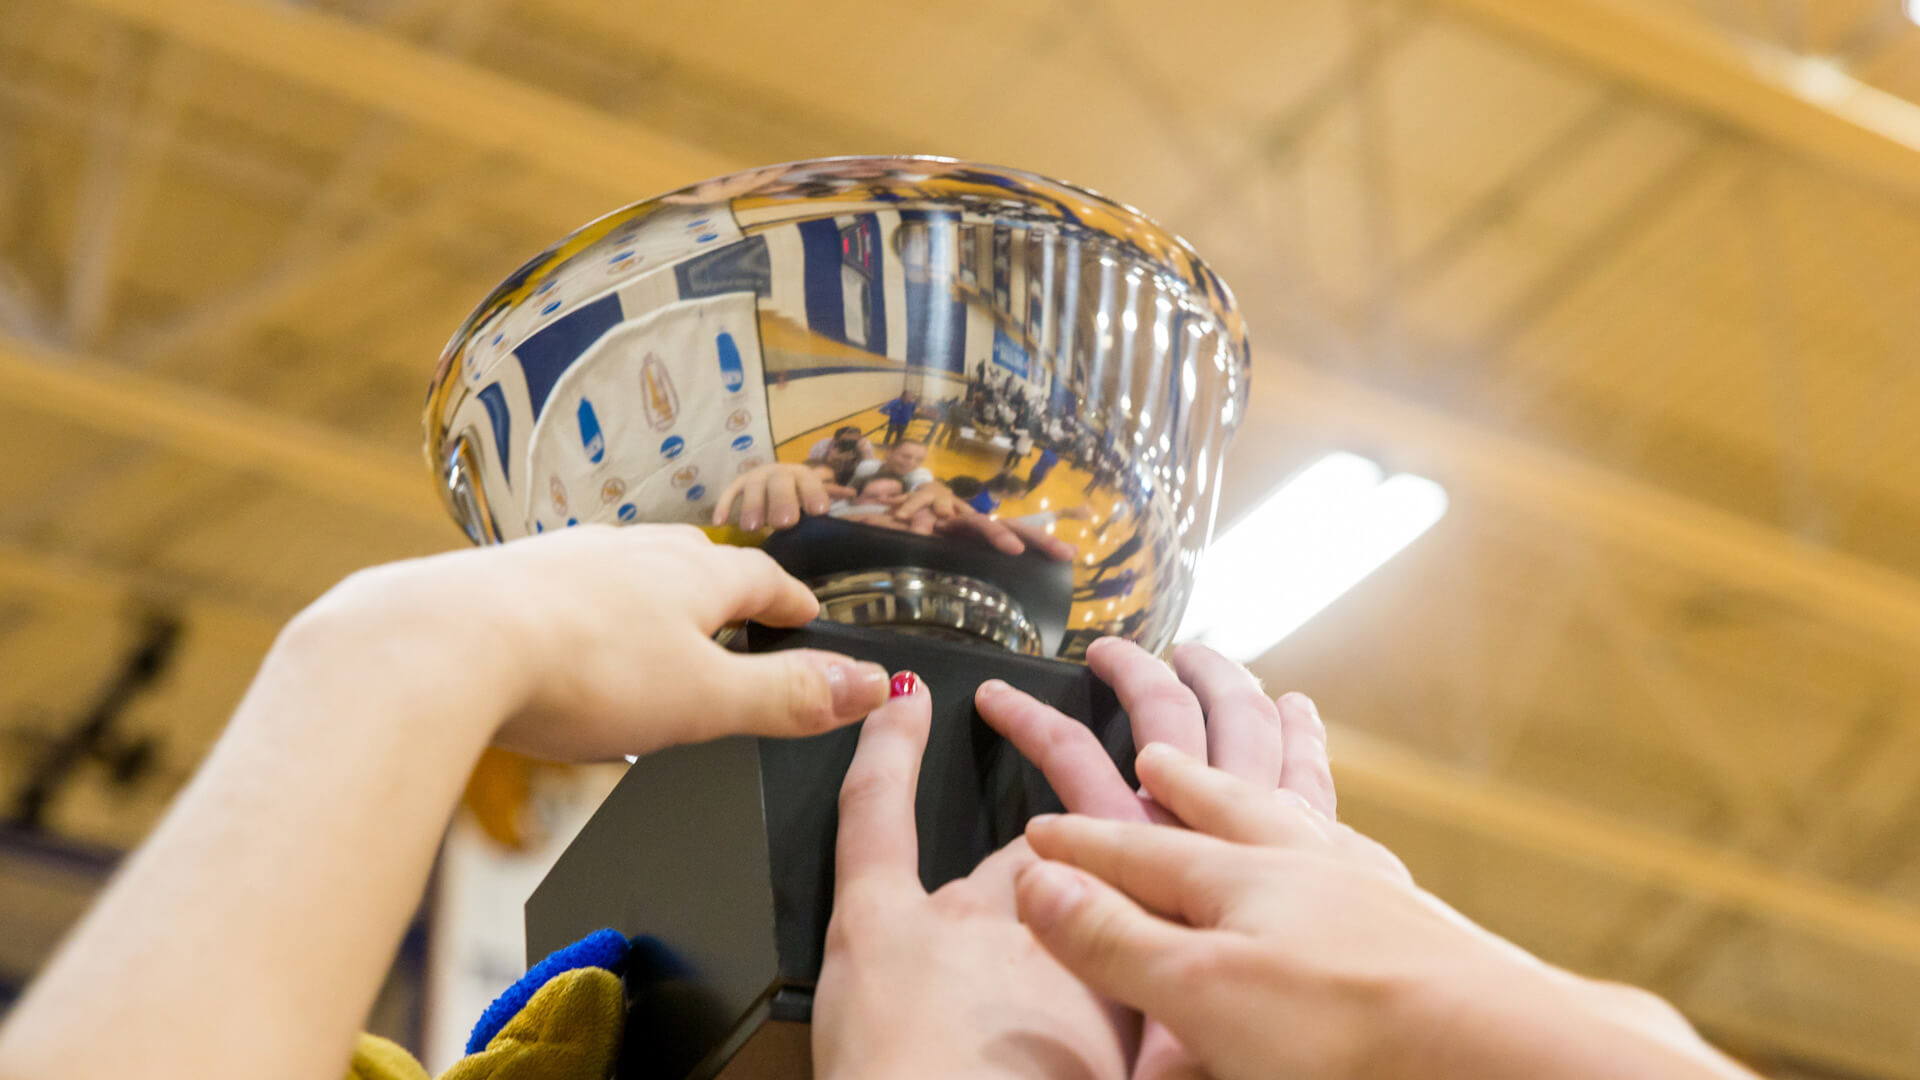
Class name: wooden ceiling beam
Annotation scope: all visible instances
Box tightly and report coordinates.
[56,0,734,197]
[1335,724,1920,972]
[0,539,280,639]
[1431,0,1920,204]
[0,334,448,531]
[1251,358,1920,661]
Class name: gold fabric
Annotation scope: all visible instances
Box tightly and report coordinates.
[346,966,625,1080]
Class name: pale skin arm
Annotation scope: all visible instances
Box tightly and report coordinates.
[0,525,891,1080]
[1013,746,1760,1080]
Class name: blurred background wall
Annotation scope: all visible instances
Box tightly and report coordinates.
[2,0,1919,1075]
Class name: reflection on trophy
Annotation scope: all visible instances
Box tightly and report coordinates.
[425,157,1250,1079]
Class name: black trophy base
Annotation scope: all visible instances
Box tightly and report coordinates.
[525,620,1133,1080]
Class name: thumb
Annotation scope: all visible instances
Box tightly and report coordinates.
[1015,860,1206,1024]
[710,648,890,737]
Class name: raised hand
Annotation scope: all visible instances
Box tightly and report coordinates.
[318,523,891,761]
[712,461,833,531]
[813,676,1133,1080]
[974,636,1331,1078]
[1014,747,1752,1080]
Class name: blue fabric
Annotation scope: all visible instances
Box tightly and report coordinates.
[465,928,630,1055]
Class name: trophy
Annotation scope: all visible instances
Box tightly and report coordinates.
[424,157,1250,1079]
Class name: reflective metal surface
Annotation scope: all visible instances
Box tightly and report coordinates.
[811,569,1043,656]
[426,157,1251,656]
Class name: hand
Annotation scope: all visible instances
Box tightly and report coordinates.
[302,524,890,761]
[844,509,937,535]
[936,512,1077,561]
[975,637,1333,1079]
[890,480,972,524]
[889,481,1072,558]
[1015,747,1750,1080]
[712,462,832,530]
[813,677,1132,1080]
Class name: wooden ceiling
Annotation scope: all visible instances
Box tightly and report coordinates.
[3,0,1920,1074]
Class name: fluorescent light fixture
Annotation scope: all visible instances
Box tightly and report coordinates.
[1176,452,1447,661]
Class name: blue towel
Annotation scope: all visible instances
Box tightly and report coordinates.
[465,928,630,1055]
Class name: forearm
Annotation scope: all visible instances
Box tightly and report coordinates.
[0,598,511,1080]
[1384,964,1757,1080]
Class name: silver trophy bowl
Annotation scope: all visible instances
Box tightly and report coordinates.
[425,156,1251,657]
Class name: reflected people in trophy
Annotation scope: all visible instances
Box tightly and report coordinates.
[429,156,1249,661]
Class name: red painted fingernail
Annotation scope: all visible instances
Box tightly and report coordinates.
[890,671,919,698]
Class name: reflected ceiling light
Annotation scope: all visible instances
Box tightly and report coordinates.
[1175,452,1447,661]
[1909,0,1920,26]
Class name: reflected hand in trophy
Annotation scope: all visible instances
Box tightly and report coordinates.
[713,461,1075,561]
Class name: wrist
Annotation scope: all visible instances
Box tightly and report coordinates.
[267,556,532,744]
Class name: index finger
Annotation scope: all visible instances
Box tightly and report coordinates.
[699,545,819,628]
[835,676,930,896]
[711,474,750,527]
[1000,519,1076,562]
[935,512,1026,555]
[975,680,1148,823]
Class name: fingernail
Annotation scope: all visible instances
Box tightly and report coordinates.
[976,678,1009,698]
[890,671,919,698]
[1019,863,1083,933]
[1025,812,1061,831]
[827,662,889,713]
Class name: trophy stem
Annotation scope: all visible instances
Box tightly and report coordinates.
[809,568,1041,656]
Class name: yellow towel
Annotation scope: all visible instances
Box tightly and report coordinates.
[443,967,625,1080]
[345,966,625,1080]
[346,1034,431,1080]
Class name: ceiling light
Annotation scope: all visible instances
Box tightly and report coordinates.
[1176,452,1447,661]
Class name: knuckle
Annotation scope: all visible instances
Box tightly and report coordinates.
[1224,783,1277,826]
[1170,855,1224,908]
[782,660,834,731]
[1353,835,1407,880]
[1138,681,1202,717]
[1275,789,1314,814]
[1308,772,1339,817]
[837,766,904,814]
[1165,939,1241,989]
[1034,712,1088,762]
[1072,899,1130,965]
[1232,687,1283,726]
